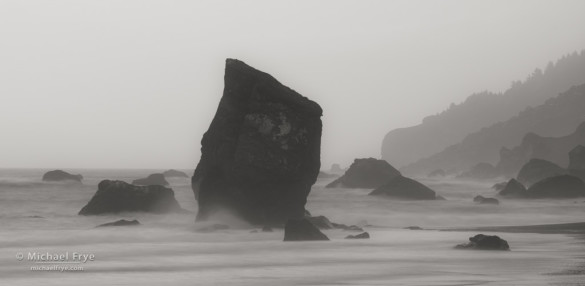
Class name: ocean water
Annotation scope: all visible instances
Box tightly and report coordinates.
[0,169,584,285]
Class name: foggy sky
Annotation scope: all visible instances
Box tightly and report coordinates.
[2,0,585,169]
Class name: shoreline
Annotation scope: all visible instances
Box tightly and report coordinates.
[440,222,585,235]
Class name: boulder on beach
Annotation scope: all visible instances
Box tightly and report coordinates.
[163,169,189,178]
[42,170,83,182]
[473,195,499,205]
[96,219,140,227]
[79,180,184,215]
[517,159,566,187]
[345,232,370,239]
[132,173,169,186]
[525,175,585,198]
[427,169,446,177]
[284,218,329,241]
[192,59,323,226]
[369,175,438,200]
[455,234,510,250]
[326,158,401,189]
[498,178,527,197]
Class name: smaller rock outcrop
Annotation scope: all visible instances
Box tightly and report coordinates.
[473,195,499,205]
[96,219,140,227]
[498,178,527,197]
[345,232,370,239]
[455,234,510,250]
[326,158,400,189]
[79,180,183,215]
[163,169,189,178]
[42,170,83,182]
[517,159,566,187]
[132,173,169,186]
[369,176,438,200]
[284,218,329,241]
[525,175,585,198]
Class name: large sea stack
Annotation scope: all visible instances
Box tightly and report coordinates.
[192,59,323,225]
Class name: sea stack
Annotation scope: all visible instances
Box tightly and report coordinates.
[192,59,323,225]
[326,158,401,188]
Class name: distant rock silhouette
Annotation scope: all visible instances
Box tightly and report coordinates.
[192,59,322,226]
[525,175,585,198]
[163,169,189,178]
[569,145,585,180]
[473,195,499,205]
[79,180,183,215]
[517,159,566,187]
[498,178,527,197]
[330,163,343,173]
[427,169,446,177]
[42,170,83,182]
[455,234,510,250]
[345,232,370,239]
[318,171,337,178]
[383,51,585,170]
[458,162,499,179]
[326,158,400,189]
[496,122,585,176]
[96,219,140,227]
[284,218,329,241]
[132,173,169,186]
[401,83,585,176]
[369,175,438,200]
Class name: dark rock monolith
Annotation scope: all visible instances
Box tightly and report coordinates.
[455,234,510,250]
[326,158,401,188]
[192,59,323,225]
[79,180,183,215]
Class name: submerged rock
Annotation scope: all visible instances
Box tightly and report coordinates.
[498,178,527,197]
[525,175,585,198]
[42,170,83,182]
[132,173,169,186]
[369,176,437,200]
[96,219,140,227]
[326,158,400,189]
[345,232,370,239]
[517,159,566,187]
[284,218,329,241]
[455,234,510,250]
[473,195,499,205]
[163,169,189,178]
[79,180,183,215]
[192,59,322,226]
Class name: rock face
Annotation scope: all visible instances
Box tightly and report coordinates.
[132,173,169,186]
[569,145,585,179]
[192,59,323,225]
[525,175,585,198]
[163,169,189,178]
[79,180,183,215]
[284,218,329,241]
[473,195,499,205]
[326,158,400,188]
[498,178,527,197]
[516,159,566,187]
[42,170,83,182]
[345,232,370,239]
[455,234,510,250]
[96,219,140,227]
[369,176,438,200]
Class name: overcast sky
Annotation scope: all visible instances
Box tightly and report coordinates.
[1,0,585,170]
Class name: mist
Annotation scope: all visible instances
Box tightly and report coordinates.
[2,0,585,169]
